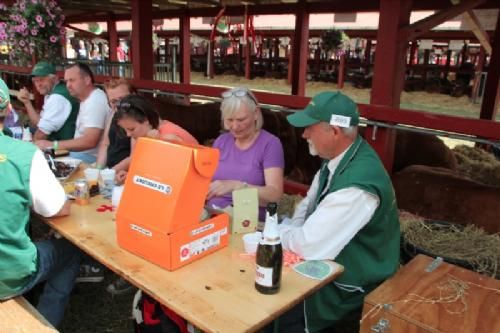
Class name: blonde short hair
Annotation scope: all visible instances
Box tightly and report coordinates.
[220,87,263,130]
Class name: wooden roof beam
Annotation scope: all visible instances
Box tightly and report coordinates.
[451,0,492,54]
[399,0,488,41]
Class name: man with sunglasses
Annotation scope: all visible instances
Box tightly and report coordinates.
[35,63,109,164]
[18,61,79,141]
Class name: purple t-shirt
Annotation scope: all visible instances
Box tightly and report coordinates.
[207,129,284,219]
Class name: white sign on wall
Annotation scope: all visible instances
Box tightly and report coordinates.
[449,40,465,50]
[419,39,434,50]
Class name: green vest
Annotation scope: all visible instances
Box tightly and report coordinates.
[47,82,79,141]
[0,133,38,298]
[305,136,400,332]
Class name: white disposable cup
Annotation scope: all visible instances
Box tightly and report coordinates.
[242,232,262,254]
[83,168,100,185]
[111,185,125,209]
[100,168,116,182]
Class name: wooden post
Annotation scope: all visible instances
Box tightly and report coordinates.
[288,36,294,85]
[471,46,486,101]
[107,17,118,62]
[245,41,251,80]
[208,40,214,79]
[337,52,345,89]
[290,1,309,96]
[366,0,412,171]
[131,0,153,80]
[422,49,430,83]
[179,13,191,84]
[479,11,500,121]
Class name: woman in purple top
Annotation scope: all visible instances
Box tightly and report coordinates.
[207,87,284,220]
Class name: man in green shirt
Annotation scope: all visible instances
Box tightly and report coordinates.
[267,91,400,332]
[0,78,81,328]
[18,61,79,141]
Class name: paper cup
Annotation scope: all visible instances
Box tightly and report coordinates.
[242,232,262,254]
[111,185,125,209]
[83,168,100,186]
[100,168,116,182]
[100,168,116,198]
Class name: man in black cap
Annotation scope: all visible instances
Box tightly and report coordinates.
[18,61,79,141]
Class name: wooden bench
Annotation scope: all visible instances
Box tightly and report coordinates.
[0,296,58,333]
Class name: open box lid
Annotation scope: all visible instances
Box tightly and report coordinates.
[116,137,219,234]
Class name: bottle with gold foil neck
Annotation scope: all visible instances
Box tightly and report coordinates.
[255,202,282,294]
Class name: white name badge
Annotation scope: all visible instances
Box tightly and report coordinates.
[133,175,172,195]
[330,115,351,128]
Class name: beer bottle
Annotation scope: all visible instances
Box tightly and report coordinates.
[255,202,283,294]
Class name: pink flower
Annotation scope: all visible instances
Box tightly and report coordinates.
[35,15,43,23]
[38,21,45,28]
[31,0,38,4]
[31,28,38,36]
[50,35,58,43]
[19,40,26,47]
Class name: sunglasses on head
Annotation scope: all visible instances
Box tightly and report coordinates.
[116,100,146,115]
[222,89,259,105]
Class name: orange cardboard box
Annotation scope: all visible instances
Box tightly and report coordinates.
[116,138,230,271]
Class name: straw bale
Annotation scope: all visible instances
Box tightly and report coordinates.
[453,145,500,186]
[400,211,500,279]
[278,193,304,218]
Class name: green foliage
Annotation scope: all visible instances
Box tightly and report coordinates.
[0,0,65,65]
[321,28,349,52]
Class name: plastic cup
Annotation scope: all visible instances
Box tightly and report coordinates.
[111,185,125,209]
[100,168,116,198]
[83,168,100,187]
[100,168,116,182]
[242,232,262,254]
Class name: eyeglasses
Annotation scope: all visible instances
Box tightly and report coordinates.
[221,89,259,106]
[108,97,121,109]
[116,100,145,115]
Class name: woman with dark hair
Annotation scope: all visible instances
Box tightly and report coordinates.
[114,94,198,182]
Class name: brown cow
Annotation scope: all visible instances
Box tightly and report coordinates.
[392,165,500,234]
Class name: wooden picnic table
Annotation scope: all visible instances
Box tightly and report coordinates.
[0,296,58,333]
[45,167,343,333]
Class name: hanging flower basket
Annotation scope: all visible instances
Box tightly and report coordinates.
[0,0,65,66]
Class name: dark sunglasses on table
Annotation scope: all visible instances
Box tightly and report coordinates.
[221,89,259,105]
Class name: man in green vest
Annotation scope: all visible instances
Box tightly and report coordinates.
[18,61,79,141]
[271,91,400,332]
[0,78,81,328]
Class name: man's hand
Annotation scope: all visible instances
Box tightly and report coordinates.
[17,87,32,105]
[35,139,53,150]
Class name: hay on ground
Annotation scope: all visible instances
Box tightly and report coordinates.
[453,145,500,186]
[400,214,500,279]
